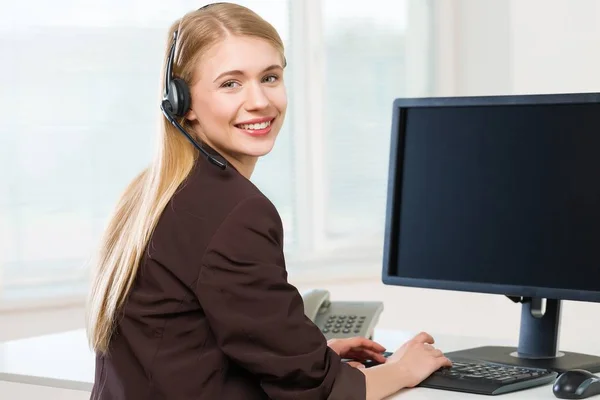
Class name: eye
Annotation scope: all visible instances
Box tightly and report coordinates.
[221,80,240,89]
[263,74,279,83]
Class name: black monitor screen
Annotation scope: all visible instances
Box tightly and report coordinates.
[385,97,600,301]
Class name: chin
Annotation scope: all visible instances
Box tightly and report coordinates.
[239,138,277,157]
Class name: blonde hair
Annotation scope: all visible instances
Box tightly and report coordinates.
[86,2,285,354]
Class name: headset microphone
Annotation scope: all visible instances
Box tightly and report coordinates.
[160,30,227,170]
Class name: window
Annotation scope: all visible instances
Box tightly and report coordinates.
[0,0,433,306]
[279,0,434,274]
[322,0,415,242]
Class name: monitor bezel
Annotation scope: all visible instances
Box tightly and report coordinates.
[382,92,600,303]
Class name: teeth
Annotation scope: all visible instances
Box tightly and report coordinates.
[238,120,271,130]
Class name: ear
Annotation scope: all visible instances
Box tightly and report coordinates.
[185,107,198,122]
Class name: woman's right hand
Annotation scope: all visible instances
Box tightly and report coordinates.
[359,331,452,400]
[387,331,453,388]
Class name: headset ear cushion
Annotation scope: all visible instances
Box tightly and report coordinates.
[169,78,191,117]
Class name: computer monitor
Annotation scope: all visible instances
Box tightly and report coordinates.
[382,92,600,373]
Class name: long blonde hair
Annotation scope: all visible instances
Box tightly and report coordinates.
[86,2,285,354]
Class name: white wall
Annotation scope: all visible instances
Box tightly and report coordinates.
[432,0,512,96]
[510,0,600,94]
[434,0,600,96]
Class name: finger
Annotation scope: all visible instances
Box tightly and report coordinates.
[345,344,388,359]
[359,338,386,353]
[369,351,388,363]
[344,337,366,347]
[438,356,453,368]
[346,361,366,369]
[329,337,359,355]
[345,336,386,352]
[430,349,444,358]
[345,349,387,363]
[413,331,435,345]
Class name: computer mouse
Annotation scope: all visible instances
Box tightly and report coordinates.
[553,369,600,399]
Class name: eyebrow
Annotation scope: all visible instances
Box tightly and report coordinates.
[213,64,283,83]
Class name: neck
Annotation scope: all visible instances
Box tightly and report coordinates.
[226,155,257,179]
[196,136,257,179]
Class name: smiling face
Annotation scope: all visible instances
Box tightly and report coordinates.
[185,34,287,175]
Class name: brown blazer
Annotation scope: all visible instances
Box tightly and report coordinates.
[91,146,366,399]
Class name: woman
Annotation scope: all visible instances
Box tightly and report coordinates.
[86,3,451,399]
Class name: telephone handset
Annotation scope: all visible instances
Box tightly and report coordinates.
[301,289,384,340]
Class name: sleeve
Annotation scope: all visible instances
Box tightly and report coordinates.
[196,195,366,400]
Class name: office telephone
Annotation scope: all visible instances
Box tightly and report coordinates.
[301,289,384,340]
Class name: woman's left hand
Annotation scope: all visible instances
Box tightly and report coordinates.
[327,337,388,367]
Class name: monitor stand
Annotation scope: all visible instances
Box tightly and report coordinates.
[444,297,600,373]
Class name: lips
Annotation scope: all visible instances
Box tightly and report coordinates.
[234,117,275,136]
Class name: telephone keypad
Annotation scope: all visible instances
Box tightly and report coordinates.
[320,314,369,337]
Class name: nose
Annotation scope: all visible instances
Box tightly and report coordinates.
[245,82,269,110]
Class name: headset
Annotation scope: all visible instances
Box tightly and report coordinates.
[159,4,227,170]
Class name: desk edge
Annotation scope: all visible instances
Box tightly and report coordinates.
[0,372,92,392]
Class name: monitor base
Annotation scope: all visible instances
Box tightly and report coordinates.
[445,346,600,373]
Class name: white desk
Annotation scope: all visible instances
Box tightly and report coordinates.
[1,328,599,399]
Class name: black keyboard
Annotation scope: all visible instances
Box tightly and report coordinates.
[364,352,558,395]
